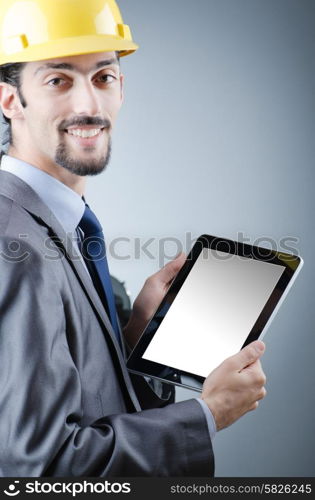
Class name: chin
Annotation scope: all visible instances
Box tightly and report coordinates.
[55,141,112,176]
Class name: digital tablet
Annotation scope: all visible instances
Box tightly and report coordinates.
[127,234,303,391]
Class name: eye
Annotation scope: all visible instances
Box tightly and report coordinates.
[47,77,66,87]
[96,74,116,84]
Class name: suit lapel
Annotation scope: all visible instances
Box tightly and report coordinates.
[0,170,141,411]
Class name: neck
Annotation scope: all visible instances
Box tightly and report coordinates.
[7,146,86,197]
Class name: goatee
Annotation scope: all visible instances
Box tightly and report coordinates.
[55,138,112,176]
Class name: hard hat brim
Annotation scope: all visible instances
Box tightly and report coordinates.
[0,35,139,65]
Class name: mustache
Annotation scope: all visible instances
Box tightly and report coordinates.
[59,116,111,131]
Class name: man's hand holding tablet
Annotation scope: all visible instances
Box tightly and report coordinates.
[201,339,266,430]
[125,234,302,429]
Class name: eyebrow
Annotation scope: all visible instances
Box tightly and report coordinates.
[34,58,119,76]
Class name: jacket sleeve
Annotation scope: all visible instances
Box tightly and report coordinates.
[0,237,214,477]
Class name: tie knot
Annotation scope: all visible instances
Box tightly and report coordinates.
[79,205,103,237]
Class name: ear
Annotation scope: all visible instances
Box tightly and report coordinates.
[0,83,24,121]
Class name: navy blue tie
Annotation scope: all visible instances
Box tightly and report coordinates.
[78,204,121,347]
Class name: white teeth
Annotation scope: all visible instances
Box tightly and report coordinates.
[68,128,101,138]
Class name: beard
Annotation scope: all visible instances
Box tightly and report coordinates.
[54,137,112,177]
[55,116,112,176]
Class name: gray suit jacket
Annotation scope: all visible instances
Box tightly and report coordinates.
[0,170,214,477]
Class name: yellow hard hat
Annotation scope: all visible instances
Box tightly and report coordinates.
[0,0,138,65]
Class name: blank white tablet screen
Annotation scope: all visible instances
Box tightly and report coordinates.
[143,248,285,378]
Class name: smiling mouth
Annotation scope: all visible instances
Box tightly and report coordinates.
[65,127,105,138]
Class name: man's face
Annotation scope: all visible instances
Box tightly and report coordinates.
[16,51,123,176]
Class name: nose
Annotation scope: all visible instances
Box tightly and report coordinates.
[70,79,101,117]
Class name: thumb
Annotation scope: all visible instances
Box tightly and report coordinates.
[233,340,265,371]
[159,252,186,285]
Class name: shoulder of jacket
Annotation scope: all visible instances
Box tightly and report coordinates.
[0,194,47,264]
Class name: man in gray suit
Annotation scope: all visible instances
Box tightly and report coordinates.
[0,0,266,476]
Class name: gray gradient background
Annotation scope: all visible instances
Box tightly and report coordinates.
[1,0,314,477]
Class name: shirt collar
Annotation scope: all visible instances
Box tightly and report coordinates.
[1,155,85,234]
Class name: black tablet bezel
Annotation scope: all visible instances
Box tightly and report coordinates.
[127,234,302,391]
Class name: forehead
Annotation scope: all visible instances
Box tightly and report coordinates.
[25,51,119,77]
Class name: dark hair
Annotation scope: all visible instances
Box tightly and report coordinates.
[0,62,26,147]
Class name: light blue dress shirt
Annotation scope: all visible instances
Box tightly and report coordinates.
[1,154,216,441]
[1,154,85,239]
